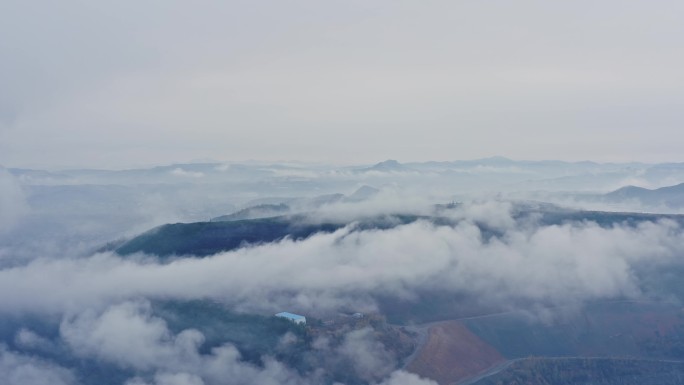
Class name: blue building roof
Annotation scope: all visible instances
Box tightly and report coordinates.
[275,312,306,321]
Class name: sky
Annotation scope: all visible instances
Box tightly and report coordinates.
[1,0,683,169]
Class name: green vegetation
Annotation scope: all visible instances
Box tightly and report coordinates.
[115,217,344,257]
[473,357,684,385]
[462,302,684,360]
[153,301,414,385]
[115,214,424,258]
[152,300,307,364]
[116,206,684,260]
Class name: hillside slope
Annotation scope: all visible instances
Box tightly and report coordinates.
[471,357,684,385]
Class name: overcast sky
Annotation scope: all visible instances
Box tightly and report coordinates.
[1,0,683,169]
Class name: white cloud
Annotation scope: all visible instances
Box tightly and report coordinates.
[1,193,684,384]
[0,204,680,317]
[126,373,205,385]
[62,300,310,385]
[337,328,396,382]
[377,371,438,385]
[170,169,204,178]
[61,300,205,371]
[0,168,28,233]
[14,329,55,353]
[0,346,76,385]
[445,200,516,230]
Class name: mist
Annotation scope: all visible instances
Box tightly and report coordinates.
[2,160,684,384]
[1,206,681,317]
[3,0,684,382]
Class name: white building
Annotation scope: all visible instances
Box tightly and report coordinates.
[275,312,306,325]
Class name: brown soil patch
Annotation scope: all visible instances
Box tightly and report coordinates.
[406,321,505,385]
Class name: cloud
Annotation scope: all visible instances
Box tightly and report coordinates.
[59,299,323,385]
[337,328,396,382]
[170,168,205,178]
[309,188,435,224]
[14,329,56,353]
[377,371,438,385]
[0,167,28,233]
[0,204,681,318]
[445,200,516,230]
[0,345,76,385]
[53,298,434,384]
[127,372,205,385]
[1,197,684,384]
[61,300,205,371]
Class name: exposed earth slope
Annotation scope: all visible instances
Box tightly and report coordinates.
[406,321,504,385]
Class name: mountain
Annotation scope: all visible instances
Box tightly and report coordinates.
[115,205,684,259]
[210,203,291,222]
[346,185,380,201]
[305,193,345,206]
[115,217,343,257]
[404,300,684,385]
[114,214,424,257]
[91,204,684,385]
[360,160,409,173]
[212,194,346,222]
[606,185,651,198]
[605,182,684,208]
[471,357,684,385]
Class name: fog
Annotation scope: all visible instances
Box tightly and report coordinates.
[1,160,684,384]
[1,206,681,316]
[0,168,28,234]
[4,1,684,382]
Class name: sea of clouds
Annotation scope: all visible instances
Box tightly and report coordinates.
[2,165,684,385]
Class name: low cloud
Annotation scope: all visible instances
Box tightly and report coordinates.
[170,168,205,178]
[444,200,516,230]
[0,345,76,385]
[61,300,205,371]
[1,197,684,384]
[0,167,28,233]
[336,328,396,382]
[60,300,309,385]
[309,188,435,224]
[55,298,435,385]
[378,371,438,385]
[0,205,681,317]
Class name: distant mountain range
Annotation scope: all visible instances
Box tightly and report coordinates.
[210,185,380,222]
[210,203,291,222]
[605,182,684,207]
[7,158,684,194]
[358,159,408,173]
